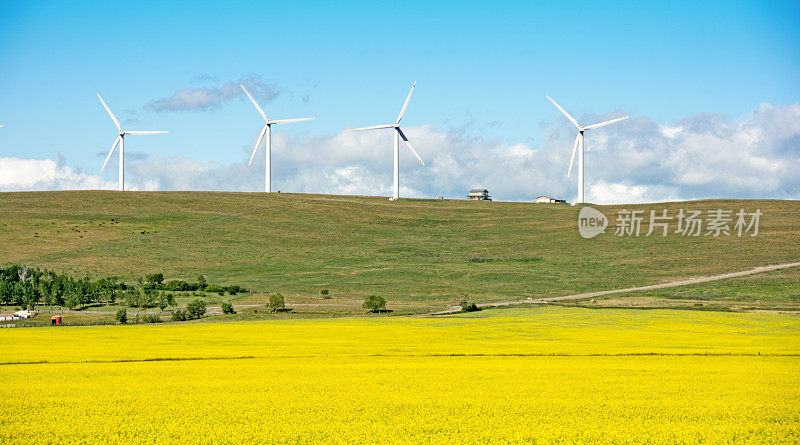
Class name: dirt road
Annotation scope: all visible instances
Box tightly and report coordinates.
[431,261,800,315]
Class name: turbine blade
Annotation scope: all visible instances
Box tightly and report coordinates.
[348,124,395,132]
[97,93,121,130]
[268,118,315,125]
[545,95,580,129]
[248,125,268,166]
[396,127,425,166]
[396,81,416,124]
[100,136,121,174]
[124,130,169,135]
[240,84,267,121]
[567,133,580,177]
[583,116,630,130]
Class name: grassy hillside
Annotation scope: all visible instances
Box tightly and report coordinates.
[0,191,798,304]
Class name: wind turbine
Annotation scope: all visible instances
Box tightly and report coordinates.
[240,84,314,193]
[349,82,425,201]
[97,94,168,191]
[546,95,628,204]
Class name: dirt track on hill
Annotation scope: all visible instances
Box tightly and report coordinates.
[430,261,800,315]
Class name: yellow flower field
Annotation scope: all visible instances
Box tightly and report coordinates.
[1,308,798,443]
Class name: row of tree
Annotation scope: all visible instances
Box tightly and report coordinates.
[0,265,247,310]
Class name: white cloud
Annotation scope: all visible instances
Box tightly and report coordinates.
[0,157,117,191]
[587,181,681,205]
[146,75,280,112]
[2,103,799,203]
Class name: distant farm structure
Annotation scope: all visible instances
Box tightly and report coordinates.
[535,196,566,204]
[467,189,491,201]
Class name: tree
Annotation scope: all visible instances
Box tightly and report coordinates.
[320,289,330,299]
[268,294,285,311]
[221,302,236,315]
[459,298,480,312]
[145,273,164,286]
[171,309,188,322]
[196,275,207,289]
[115,308,128,324]
[458,292,480,312]
[157,294,168,311]
[362,295,386,313]
[186,299,206,319]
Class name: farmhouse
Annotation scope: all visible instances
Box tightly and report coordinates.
[535,195,566,204]
[467,189,492,201]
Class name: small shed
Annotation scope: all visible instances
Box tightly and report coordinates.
[468,189,492,201]
[535,196,566,204]
[51,315,62,326]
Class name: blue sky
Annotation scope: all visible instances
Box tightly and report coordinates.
[1,0,799,201]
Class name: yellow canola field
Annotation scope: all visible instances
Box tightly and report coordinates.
[1,308,798,443]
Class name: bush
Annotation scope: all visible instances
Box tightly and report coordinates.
[221,302,236,315]
[142,313,161,323]
[171,308,188,322]
[206,285,225,296]
[320,289,330,299]
[115,308,128,324]
[268,294,285,311]
[362,295,386,313]
[186,299,207,319]
[145,273,164,285]
[459,299,481,312]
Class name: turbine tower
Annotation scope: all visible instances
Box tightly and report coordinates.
[97,94,168,191]
[349,82,425,201]
[546,95,629,204]
[240,84,314,193]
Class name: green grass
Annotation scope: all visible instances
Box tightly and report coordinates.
[557,267,800,312]
[1,191,798,306]
[622,268,800,302]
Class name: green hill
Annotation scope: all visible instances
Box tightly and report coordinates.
[1,191,798,305]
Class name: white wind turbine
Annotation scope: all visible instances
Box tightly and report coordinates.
[97,94,168,191]
[240,84,314,193]
[349,82,425,201]
[546,95,629,204]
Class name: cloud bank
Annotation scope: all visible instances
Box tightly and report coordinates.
[0,157,118,191]
[146,75,279,112]
[2,103,798,204]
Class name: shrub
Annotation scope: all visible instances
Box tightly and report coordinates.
[142,313,161,323]
[115,308,128,324]
[268,294,285,311]
[221,302,236,315]
[171,309,188,322]
[186,299,207,319]
[206,285,225,296]
[459,299,481,312]
[145,273,164,285]
[363,295,386,313]
[196,275,207,289]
